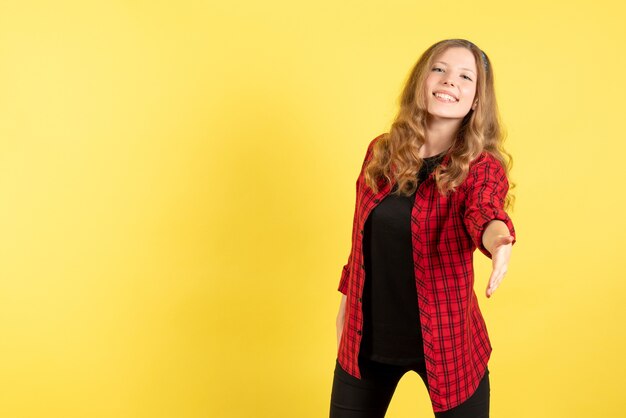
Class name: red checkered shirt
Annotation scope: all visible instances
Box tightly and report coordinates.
[336,134,517,412]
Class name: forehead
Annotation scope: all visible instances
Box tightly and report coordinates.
[433,47,477,73]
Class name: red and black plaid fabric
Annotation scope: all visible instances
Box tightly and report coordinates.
[336,134,517,412]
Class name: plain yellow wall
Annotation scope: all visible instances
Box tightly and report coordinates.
[0,1,625,417]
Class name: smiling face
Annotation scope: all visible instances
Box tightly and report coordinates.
[424,47,478,120]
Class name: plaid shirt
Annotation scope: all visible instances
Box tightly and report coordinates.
[336,134,517,412]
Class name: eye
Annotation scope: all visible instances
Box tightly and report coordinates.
[432,67,473,81]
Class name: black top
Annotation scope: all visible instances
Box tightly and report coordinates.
[359,151,446,365]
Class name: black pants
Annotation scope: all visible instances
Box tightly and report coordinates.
[329,355,490,418]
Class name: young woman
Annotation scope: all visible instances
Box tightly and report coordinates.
[330,39,517,418]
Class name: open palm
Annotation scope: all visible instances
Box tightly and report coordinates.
[486,235,514,298]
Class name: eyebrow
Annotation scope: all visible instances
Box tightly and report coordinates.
[433,61,476,75]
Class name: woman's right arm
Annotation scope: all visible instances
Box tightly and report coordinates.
[336,294,347,351]
[336,135,382,351]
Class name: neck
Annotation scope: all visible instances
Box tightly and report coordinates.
[420,116,460,158]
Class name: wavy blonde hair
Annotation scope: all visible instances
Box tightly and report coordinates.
[364,38,516,212]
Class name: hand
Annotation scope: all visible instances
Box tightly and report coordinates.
[486,235,514,298]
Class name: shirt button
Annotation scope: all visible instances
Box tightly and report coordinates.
[360,229,364,234]
[373,198,380,203]
[361,264,365,269]
[357,297,362,302]
[357,330,362,335]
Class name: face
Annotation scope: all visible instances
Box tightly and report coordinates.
[424,47,478,120]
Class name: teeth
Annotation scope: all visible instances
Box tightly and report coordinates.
[434,93,457,102]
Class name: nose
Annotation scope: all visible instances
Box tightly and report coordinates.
[442,73,456,87]
[443,79,455,87]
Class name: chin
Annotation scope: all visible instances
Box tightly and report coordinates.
[428,111,463,119]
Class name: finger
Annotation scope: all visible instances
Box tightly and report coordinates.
[486,273,497,296]
[489,270,507,294]
[487,282,497,297]
[486,273,498,297]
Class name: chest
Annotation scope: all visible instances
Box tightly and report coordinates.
[356,174,468,242]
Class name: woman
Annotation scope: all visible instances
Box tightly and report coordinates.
[330,39,517,418]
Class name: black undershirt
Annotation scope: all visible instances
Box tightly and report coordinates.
[359,152,445,365]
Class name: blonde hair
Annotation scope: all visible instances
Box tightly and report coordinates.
[364,38,516,211]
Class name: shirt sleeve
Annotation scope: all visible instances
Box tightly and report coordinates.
[337,260,351,295]
[337,175,360,295]
[338,136,379,294]
[462,155,517,259]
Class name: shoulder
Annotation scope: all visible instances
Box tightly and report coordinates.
[361,133,387,164]
[468,151,505,173]
[366,133,387,154]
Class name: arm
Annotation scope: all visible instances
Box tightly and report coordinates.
[463,157,516,259]
[338,136,380,294]
[336,294,347,351]
[463,156,517,297]
[336,136,381,348]
[482,219,512,255]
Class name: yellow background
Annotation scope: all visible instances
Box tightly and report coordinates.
[1,0,624,417]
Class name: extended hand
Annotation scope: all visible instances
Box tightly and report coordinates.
[486,235,514,298]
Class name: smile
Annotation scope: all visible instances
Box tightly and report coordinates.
[433,92,458,103]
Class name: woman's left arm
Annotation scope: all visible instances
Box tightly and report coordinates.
[462,156,517,298]
[482,220,515,298]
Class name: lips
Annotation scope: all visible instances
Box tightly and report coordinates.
[432,90,459,102]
